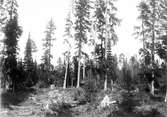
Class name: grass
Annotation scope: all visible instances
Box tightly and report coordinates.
[1,87,167,117]
[1,88,36,108]
[107,91,167,117]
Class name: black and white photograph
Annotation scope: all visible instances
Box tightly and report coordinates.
[0,0,167,117]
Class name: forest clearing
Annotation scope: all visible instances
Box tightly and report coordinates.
[0,0,167,117]
[0,86,167,117]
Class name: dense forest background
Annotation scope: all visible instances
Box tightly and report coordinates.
[0,0,167,117]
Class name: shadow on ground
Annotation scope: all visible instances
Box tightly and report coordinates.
[108,92,166,117]
[108,108,166,117]
[1,88,36,109]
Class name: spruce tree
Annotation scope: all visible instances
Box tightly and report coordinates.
[3,0,22,93]
[63,12,73,89]
[24,33,33,71]
[135,0,160,95]
[42,18,56,71]
[94,0,120,90]
[158,0,167,102]
[0,0,7,30]
[74,0,92,88]
[24,33,37,86]
[134,1,151,91]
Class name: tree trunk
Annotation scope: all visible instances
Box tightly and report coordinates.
[151,0,155,96]
[71,76,73,87]
[151,80,154,95]
[77,60,81,88]
[104,74,107,91]
[12,79,15,94]
[83,61,85,80]
[63,62,68,89]
[88,68,92,80]
[165,90,167,102]
[111,79,113,91]
[165,64,167,102]
[97,74,100,84]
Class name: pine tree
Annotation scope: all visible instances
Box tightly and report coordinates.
[135,0,160,95]
[149,0,159,95]
[158,0,167,102]
[5,0,19,20]
[16,59,26,88]
[94,0,106,63]
[3,0,22,93]
[134,1,151,92]
[0,0,7,30]
[42,18,56,71]
[94,0,120,90]
[134,0,151,93]
[63,12,73,89]
[24,33,37,86]
[63,51,71,89]
[0,0,6,88]
[158,0,167,62]
[74,0,92,88]
[24,33,33,71]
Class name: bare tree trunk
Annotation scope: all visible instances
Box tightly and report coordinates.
[12,79,15,94]
[97,74,100,84]
[165,90,167,102]
[150,0,155,96]
[151,80,154,95]
[165,64,167,102]
[83,60,85,80]
[97,74,100,81]
[63,62,68,89]
[104,0,109,91]
[71,76,73,87]
[104,74,107,91]
[111,79,113,90]
[77,60,81,88]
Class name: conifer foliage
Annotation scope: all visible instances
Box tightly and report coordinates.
[3,0,22,92]
[24,33,33,71]
[24,33,38,86]
[93,0,120,90]
[74,0,92,88]
[42,18,56,71]
[135,0,161,95]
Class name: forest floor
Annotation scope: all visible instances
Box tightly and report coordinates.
[0,87,167,117]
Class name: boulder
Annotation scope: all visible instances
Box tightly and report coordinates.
[48,90,60,98]
[99,95,116,109]
[50,84,55,90]
[43,100,58,116]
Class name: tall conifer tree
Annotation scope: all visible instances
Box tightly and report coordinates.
[94,0,120,90]
[42,18,56,71]
[3,0,22,92]
[63,12,73,89]
[135,0,160,95]
[74,0,91,88]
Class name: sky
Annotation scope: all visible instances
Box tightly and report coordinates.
[16,0,141,65]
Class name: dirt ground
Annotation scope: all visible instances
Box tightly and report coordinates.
[1,88,167,117]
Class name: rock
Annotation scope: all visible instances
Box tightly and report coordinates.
[29,96,37,101]
[165,92,167,102]
[48,90,60,98]
[43,100,59,115]
[0,108,9,117]
[50,84,55,90]
[135,104,155,113]
[99,95,116,109]
[72,104,89,113]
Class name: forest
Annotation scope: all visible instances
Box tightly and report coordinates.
[0,0,167,117]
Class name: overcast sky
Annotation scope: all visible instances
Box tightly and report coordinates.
[17,0,141,65]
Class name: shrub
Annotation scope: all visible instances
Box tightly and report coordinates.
[119,92,140,112]
[83,78,98,103]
